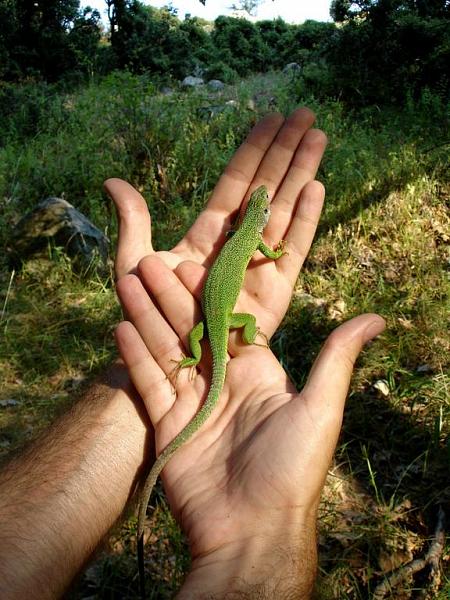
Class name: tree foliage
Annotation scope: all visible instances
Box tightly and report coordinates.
[229,0,263,17]
[0,0,448,107]
[327,0,450,104]
[0,0,101,81]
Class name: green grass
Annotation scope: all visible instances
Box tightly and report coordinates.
[0,70,449,598]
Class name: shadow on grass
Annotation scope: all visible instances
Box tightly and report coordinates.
[277,302,448,597]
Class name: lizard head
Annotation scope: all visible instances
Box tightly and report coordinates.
[246,185,271,233]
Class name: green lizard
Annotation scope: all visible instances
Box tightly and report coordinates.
[137,184,286,597]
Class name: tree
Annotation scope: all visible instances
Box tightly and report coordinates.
[229,0,263,17]
[256,18,295,68]
[212,16,268,75]
[109,1,213,78]
[0,0,102,81]
[327,0,450,104]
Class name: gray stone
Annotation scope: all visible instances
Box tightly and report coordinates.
[283,62,302,74]
[416,364,432,373]
[181,76,204,88]
[0,399,19,407]
[208,79,225,91]
[373,379,390,397]
[8,197,109,274]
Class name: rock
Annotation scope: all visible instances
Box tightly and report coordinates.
[293,291,327,311]
[8,197,109,274]
[207,79,225,91]
[160,86,174,96]
[373,379,390,397]
[328,299,347,320]
[283,62,301,74]
[416,364,432,373]
[0,399,19,407]
[181,76,204,88]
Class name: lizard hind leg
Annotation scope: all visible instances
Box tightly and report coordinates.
[229,312,269,348]
[168,321,205,387]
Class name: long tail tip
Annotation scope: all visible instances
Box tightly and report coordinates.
[138,534,146,599]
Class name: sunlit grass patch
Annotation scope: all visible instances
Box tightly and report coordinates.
[0,71,448,597]
[283,173,450,597]
[0,257,119,457]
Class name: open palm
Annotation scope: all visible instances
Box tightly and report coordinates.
[107,108,325,336]
[108,108,384,585]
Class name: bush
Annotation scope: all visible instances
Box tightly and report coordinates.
[205,61,238,84]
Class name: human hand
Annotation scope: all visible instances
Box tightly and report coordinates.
[106,107,325,334]
[113,108,386,596]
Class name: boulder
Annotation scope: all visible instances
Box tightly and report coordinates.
[283,62,302,74]
[181,76,204,88]
[207,79,225,91]
[8,197,109,274]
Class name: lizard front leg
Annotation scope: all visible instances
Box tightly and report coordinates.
[258,239,287,260]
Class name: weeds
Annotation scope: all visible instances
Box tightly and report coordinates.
[0,71,449,597]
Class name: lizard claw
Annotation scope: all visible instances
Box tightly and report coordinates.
[167,355,185,391]
[276,240,289,256]
[254,328,270,348]
[167,355,198,389]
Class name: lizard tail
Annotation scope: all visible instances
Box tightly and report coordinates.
[137,352,227,598]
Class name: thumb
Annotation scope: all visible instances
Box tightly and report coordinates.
[104,178,153,279]
[302,313,385,427]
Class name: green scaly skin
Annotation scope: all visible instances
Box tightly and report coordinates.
[137,185,285,597]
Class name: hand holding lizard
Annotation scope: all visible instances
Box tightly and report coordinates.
[111,108,385,598]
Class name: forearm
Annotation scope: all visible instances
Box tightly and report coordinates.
[0,361,152,599]
[178,514,318,600]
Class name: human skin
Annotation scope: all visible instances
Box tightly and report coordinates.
[114,108,385,598]
[0,108,385,599]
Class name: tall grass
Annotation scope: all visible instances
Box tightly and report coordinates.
[0,71,448,598]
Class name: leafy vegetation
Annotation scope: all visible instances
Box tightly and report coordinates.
[0,0,449,595]
[1,0,449,105]
[0,67,448,597]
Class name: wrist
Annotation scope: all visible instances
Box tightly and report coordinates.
[178,510,317,599]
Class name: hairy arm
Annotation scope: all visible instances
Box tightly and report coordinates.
[177,518,318,600]
[0,363,314,600]
[0,363,151,599]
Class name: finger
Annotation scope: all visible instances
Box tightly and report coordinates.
[301,314,386,434]
[250,107,317,196]
[266,128,328,242]
[174,260,207,304]
[209,112,285,212]
[104,178,153,279]
[116,274,185,378]
[178,113,285,261]
[115,321,174,424]
[138,255,203,352]
[276,180,325,286]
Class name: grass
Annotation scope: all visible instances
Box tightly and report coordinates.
[0,70,449,598]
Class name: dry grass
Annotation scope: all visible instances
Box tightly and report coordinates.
[0,72,448,598]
